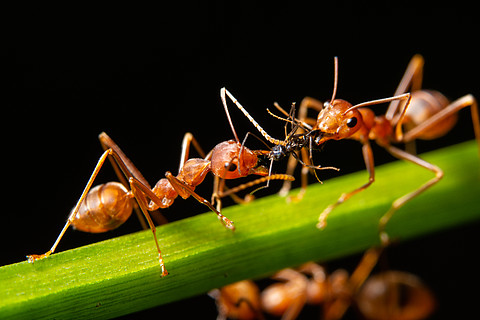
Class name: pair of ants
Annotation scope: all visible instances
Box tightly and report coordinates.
[27,55,479,278]
[210,247,436,320]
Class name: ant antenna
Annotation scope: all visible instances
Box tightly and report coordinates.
[330,56,339,103]
[344,93,412,114]
[266,108,295,125]
[221,88,287,147]
[220,88,240,143]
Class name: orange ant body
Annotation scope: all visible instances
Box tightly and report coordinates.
[300,56,480,242]
[211,248,435,320]
[228,56,479,242]
[27,98,294,276]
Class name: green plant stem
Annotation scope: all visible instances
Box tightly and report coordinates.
[1,141,479,319]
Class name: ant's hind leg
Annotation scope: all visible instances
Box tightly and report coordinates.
[99,132,167,228]
[402,94,480,155]
[379,146,443,245]
[27,149,113,262]
[386,54,425,121]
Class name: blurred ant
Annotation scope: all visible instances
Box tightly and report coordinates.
[211,247,436,320]
[27,98,294,276]
[296,56,479,243]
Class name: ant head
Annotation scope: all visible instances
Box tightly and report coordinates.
[312,99,364,144]
[211,140,267,179]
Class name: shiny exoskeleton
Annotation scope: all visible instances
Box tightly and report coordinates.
[27,103,294,276]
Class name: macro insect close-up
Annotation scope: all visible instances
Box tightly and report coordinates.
[3,2,480,319]
[25,90,295,276]
[223,55,479,244]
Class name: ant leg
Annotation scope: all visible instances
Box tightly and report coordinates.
[165,172,235,230]
[403,94,480,155]
[99,132,167,227]
[278,154,302,197]
[27,149,116,262]
[324,247,382,320]
[280,148,312,202]
[278,97,323,197]
[318,140,375,229]
[217,174,295,200]
[386,54,425,120]
[99,132,151,188]
[297,96,324,123]
[271,269,308,320]
[379,145,443,244]
[179,132,207,171]
[128,177,170,276]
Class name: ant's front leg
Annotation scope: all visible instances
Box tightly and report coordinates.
[27,149,114,263]
[318,140,375,230]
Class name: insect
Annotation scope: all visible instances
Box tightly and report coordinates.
[220,87,339,195]
[294,55,479,243]
[211,247,435,320]
[26,98,294,276]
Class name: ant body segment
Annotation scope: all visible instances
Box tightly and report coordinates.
[229,56,479,242]
[302,56,479,243]
[27,98,294,276]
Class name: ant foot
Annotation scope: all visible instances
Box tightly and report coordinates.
[380,231,390,246]
[26,251,52,263]
[316,220,327,230]
[317,206,333,230]
[220,216,235,231]
[160,262,169,277]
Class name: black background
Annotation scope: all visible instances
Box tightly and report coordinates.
[5,2,480,319]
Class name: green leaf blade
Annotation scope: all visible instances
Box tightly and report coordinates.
[1,141,479,319]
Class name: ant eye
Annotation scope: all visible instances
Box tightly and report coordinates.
[346,117,357,128]
[226,163,237,172]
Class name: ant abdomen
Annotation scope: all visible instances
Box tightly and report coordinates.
[72,182,133,233]
[404,90,457,140]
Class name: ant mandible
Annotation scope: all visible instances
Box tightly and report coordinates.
[27,96,294,276]
[303,56,480,243]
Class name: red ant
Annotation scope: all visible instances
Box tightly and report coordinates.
[228,56,479,243]
[210,247,436,320]
[27,98,294,276]
[299,56,479,243]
